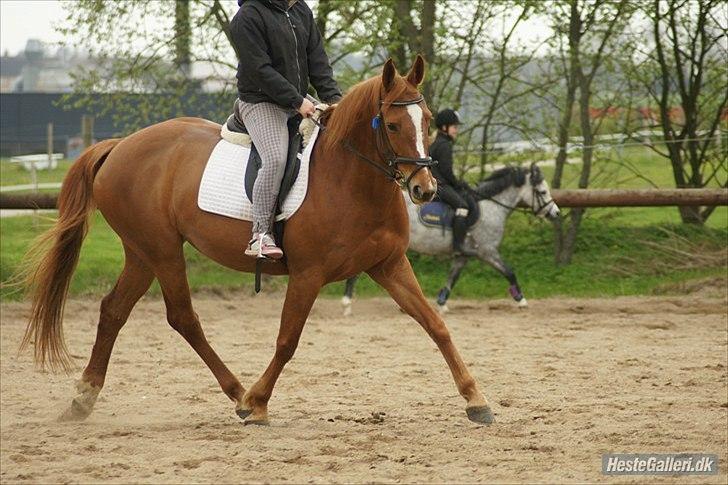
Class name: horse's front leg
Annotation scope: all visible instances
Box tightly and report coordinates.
[237,272,322,424]
[368,254,494,424]
[436,256,469,313]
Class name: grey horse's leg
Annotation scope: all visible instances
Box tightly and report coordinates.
[341,274,359,316]
[436,256,469,313]
[480,248,527,307]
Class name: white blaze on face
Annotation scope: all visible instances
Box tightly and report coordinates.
[406,104,427,158]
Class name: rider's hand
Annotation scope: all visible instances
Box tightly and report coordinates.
[298,98,316,118]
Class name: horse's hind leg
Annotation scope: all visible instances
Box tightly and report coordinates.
[153,252,246,411]
[368,254,494,424]
[481,249,527,307]
[59,246,154,421]
[341,275,359,316]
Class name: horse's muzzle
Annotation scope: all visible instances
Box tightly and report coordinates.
[411,182,436,204]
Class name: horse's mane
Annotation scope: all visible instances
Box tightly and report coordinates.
[321,74,411,153]
[474,166,527,200]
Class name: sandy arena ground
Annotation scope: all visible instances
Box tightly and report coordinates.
[1,292,726,483]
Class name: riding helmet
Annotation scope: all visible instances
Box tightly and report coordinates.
[435,109,461,129]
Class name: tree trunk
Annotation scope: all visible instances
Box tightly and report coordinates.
[557,55,596,265]
[557,208,584,265]
[678,206,705,224]
[478,126,488,180]
[419,0,436,100]
[315,0,332,39]
[391,0,416,68]
[174,0,191,76]
[553,0,582,264]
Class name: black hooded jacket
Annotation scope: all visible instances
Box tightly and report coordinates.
[230,0,342,109]
[429,131,462,189]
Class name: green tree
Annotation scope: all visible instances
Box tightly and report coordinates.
[634,0,727,224]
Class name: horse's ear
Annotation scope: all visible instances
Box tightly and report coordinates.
[530,163,543,183]
[382,58,397,92]
[406,54,426,87]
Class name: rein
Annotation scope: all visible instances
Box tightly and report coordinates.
[309,112,402,181]
[336,94,436,190]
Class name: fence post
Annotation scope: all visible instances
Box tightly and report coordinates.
[81,115,95,149]
[47,122,54,165]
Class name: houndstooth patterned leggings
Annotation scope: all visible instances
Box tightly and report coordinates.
[238,101,292,235]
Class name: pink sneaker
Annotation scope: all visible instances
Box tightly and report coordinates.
[245,233,283,259]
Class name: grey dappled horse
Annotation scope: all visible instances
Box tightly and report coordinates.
[342,164,560,315]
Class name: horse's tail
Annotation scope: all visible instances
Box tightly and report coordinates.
[18,138,121,372]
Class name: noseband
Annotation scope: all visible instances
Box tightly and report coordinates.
[343,95,436,190]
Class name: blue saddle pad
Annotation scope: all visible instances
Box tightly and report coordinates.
[418,201,453,228]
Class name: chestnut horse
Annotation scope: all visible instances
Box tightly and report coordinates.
[20,56,494,425]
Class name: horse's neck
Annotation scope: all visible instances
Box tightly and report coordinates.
[468,188,517,248]
[483,182,520,205]
[310,130,402,213]
[478,185,519,220]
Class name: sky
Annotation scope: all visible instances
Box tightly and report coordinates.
[0,0,552,58]
[0,0,68,56]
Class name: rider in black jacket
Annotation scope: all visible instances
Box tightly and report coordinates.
[430,109,473,255]
[230,0,342,258]
[231,0,342,109]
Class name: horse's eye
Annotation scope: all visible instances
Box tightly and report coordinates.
[539,190,547,195]
[386,123,399,132]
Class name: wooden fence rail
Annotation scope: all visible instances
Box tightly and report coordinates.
[547,189,728,207]
[1,188,727,211]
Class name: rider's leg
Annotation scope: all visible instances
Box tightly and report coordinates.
[451,211,470,254]
[238,101,290,258]
[438,185,473,255]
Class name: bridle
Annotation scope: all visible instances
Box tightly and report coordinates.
[341,94,437,190]
[481,171,556,216]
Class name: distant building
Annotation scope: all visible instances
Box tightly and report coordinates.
[0,40,86,93]
[0,39,232,94]
[0,51,24,92]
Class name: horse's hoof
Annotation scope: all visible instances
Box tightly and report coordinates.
[466,405,495,425]
[58,400,91,422]
[518,298,528,308]
[437,304,449,315]
[243,417,270,426]
[235,408,253,420]
[236,407,269,425]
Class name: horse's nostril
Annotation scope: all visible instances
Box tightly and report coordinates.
[413,185,423,198]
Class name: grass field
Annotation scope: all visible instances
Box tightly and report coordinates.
[0,158,73,187]
[1,208,725,301]
[1,148,726,301]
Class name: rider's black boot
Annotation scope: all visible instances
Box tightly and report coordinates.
[452,215,476,256]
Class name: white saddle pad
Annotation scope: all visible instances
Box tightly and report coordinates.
[198,126,319,221]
